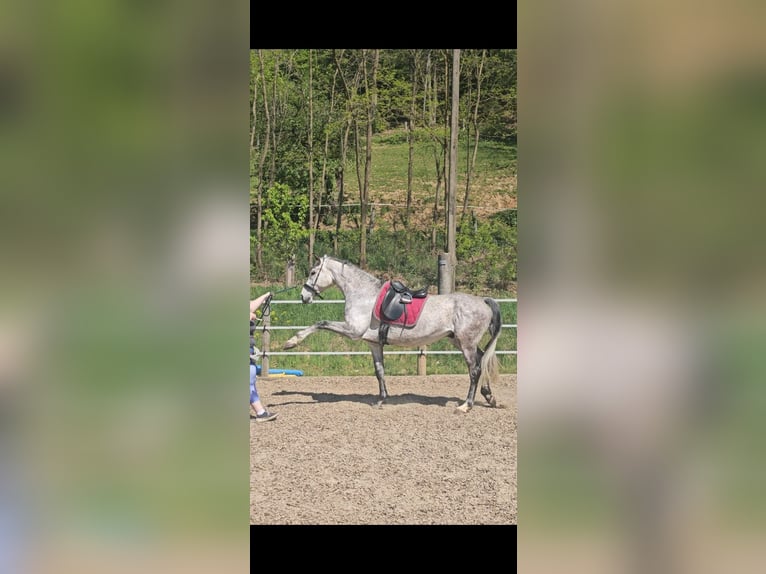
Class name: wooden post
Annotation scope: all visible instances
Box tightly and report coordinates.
[417,346,427,376]
[261,310,270,377]
[285,257,295,287]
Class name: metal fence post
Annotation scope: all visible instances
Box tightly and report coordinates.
[438,252,452,294]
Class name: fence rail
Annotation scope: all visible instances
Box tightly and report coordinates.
[258,299,516,375]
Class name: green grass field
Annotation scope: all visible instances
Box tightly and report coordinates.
[335,130,516,226]
[251,285,516,376]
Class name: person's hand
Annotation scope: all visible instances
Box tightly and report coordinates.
[250,292,272,320]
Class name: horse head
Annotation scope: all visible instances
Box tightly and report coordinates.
[300,254,334,303]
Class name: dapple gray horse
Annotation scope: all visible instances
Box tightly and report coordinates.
[284,255,502,412]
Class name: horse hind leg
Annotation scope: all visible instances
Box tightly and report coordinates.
[469,347,496,407]
[480,380,497,407]
[368,342,388,409]
[467,348,495,407]
[479,346,500,408]
[455,348,481,414]
[455,348,497,413]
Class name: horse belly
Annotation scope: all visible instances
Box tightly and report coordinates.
[381,324,452,347]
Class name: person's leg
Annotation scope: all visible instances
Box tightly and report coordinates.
[250,363,277,421]
[250,363,265,415]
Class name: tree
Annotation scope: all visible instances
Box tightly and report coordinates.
[359,49,380,268]
[404,50,422,228]
[254,49,272,269]
[462,49,486,219]
[248,48,517,291]
[333,50,362,256]
[447,48,460,292]
[308,49,315,265]
[424,50,449,253]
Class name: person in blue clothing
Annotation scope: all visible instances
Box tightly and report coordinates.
[250,292,277,422]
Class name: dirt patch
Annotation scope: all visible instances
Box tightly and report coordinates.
[250,374,517,525]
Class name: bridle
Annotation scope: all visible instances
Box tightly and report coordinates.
[303,257,327,299]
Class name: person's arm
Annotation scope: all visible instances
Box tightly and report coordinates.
[250,292,272,320]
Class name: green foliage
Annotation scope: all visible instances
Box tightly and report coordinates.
[261,183,309,258]
[266,223,516,294]
[477,49,517,144]
[250,49,517,293]
[317,229,441,287]
[456,213,517,291]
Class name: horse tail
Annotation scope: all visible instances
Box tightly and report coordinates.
[478,297,502,387]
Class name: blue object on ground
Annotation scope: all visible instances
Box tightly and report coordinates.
[255,365,303,376]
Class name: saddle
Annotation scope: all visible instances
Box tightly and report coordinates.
[374,280,430,344]
[380,280,428,322]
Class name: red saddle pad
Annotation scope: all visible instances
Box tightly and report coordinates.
[373,281,428,327]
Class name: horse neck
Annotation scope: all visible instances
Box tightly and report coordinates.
[327,259,380,300]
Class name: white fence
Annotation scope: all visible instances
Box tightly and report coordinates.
[258,298,517,376]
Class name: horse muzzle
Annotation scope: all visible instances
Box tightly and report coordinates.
[302,282,322,303]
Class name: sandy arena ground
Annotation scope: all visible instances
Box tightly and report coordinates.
[250,373,517,525]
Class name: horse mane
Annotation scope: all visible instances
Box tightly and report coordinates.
[324,255,383,289]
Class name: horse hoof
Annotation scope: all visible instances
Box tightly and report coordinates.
[488,396,497,408]
[453,403,471,414]
[283,338,297,350]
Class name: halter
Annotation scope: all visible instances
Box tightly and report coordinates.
[303,257,326,299]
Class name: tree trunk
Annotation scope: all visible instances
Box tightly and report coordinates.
[268,55,280,187]
[352,111,363,231]
[442,51,449,248]
[428,51,447,254]
[250,55,258,271]
[359,49,379,269]
[462,49,486,219]
[334,166,343,255]
[423,51,431,123]
[308,49,315,266]
[333,50,360,256]
[405,50,418,228]
[447,49,460,290]
[250,61,257,150]
[431,145,442,253]
[256,50,271,270]
[319,65,339,236]
[347,53,365,235]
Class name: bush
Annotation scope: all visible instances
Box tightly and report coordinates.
[253,220,516,294]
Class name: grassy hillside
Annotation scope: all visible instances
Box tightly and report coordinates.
[255,129,517,293]
[327,129,517,231]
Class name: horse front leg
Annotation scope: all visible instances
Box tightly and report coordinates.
[368,342,388,408]
[283,320,360,349]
